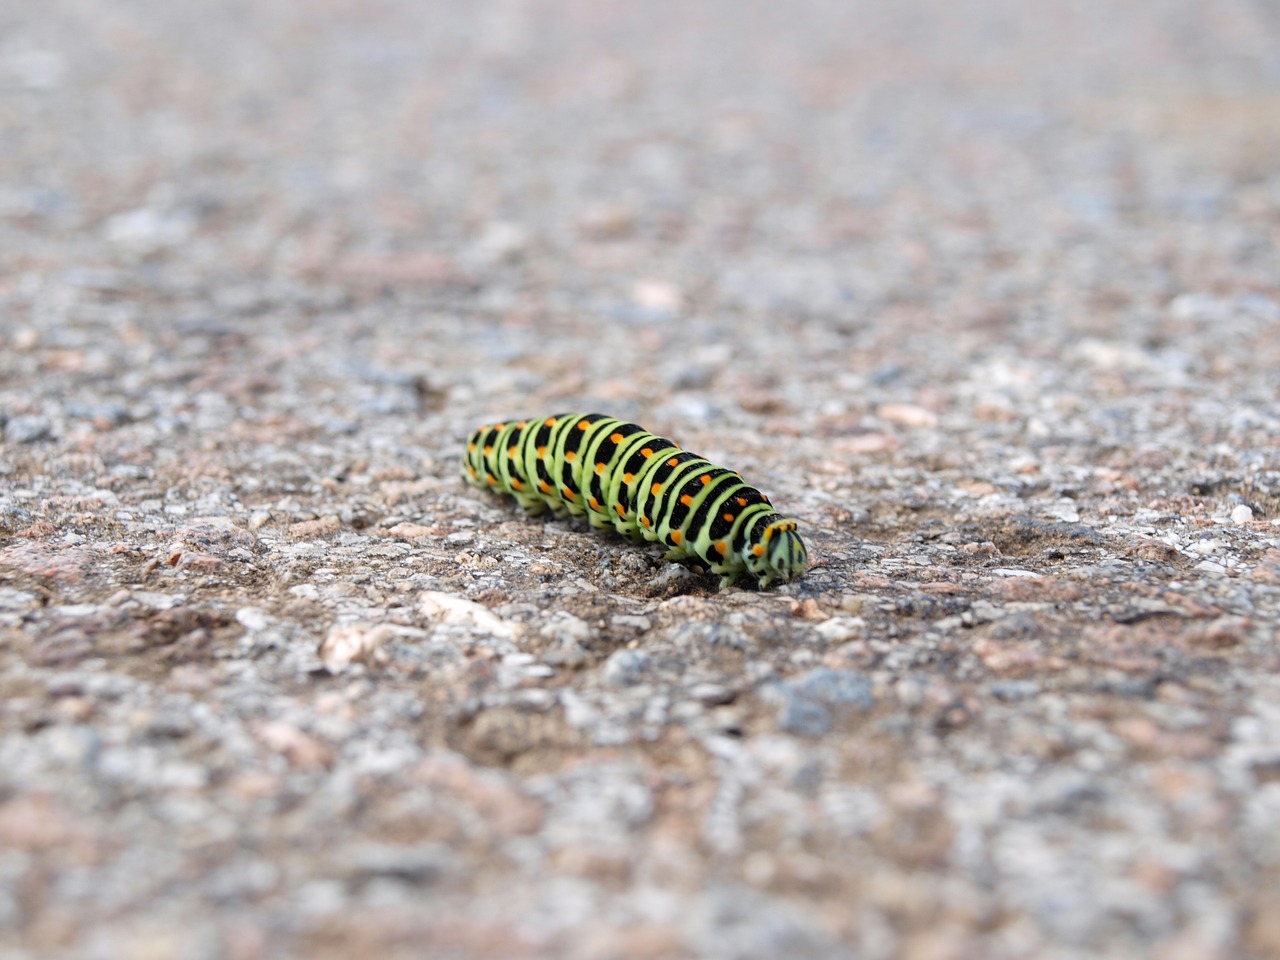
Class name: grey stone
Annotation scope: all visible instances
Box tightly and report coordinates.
[602,649,653,687]
[787,669,875,709]
[776,697,832,737]
[4,415,52,443]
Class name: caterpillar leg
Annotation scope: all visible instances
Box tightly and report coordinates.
[515,495,550,516]
[706,561,744,591]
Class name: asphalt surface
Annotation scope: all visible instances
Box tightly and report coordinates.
[2,1,1280,957]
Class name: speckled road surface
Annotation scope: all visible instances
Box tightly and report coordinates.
[3,1,1280,957]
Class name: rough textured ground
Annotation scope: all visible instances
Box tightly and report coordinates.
[3,1,1280,957]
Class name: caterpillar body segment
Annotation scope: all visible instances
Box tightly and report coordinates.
[464,413,807,589]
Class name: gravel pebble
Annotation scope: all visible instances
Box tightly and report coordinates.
[602,649,653,687]
[3,415,53,444]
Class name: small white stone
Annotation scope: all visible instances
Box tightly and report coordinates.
[875,403,938,428]
[419,590,519,639]
[319,623,392,671]
[514,688,556,709]
[1231,504,1254,525]
[689,682,733,705]
[236,607,270,631]
[813,617,867,643]
[610,614,652,632]
[539,612,595,645]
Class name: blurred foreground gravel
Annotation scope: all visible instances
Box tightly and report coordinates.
[3,1,1280,957]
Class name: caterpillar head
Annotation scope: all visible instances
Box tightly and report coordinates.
[743,518,808,589]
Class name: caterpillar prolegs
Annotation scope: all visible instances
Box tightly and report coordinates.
[463,413,807,589]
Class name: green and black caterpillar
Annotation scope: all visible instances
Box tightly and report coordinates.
[464,413,807,589]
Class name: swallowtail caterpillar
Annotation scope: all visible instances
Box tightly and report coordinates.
[464,413,807,589]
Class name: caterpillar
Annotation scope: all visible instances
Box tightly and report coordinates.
[463,413,807,589]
